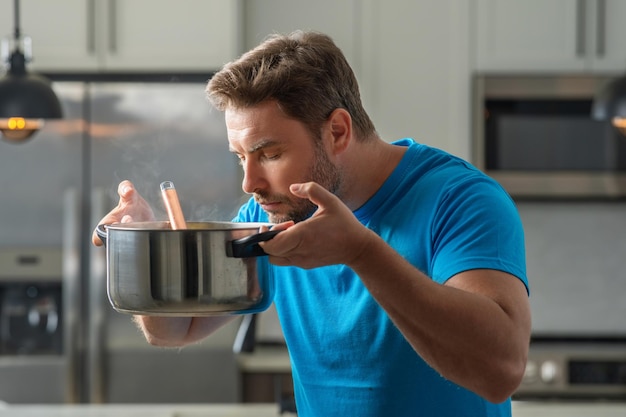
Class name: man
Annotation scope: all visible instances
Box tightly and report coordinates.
[93,31,530,416]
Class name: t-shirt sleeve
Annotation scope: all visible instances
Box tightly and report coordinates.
[430,177,528,293]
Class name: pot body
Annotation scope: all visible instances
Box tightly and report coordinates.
[101,221,274,316]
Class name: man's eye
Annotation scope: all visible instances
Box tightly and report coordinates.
[264,153,280,161]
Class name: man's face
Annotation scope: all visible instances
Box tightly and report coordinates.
[226,101,341,223]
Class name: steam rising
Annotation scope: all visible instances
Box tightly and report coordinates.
[99,83,245,223]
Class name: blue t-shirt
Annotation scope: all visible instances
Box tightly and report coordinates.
[234,139,528,417]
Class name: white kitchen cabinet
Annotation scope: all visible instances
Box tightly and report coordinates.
[358,0,472,159]
[0,0,239,72]
[592,0,626,72]
[474,0,626,73]
[242,0,357,70]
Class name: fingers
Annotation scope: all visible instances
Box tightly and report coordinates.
[118,180,136,203]
[92,180,143,246]
[92,232,105,247]
[289,182,339,210]
[91,215,135,246]
[271,221,295,231]
[258,221,295,253]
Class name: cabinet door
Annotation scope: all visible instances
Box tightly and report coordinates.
[243,0,356,67]
[102,0,239,71]
[474,0,587,72]
[0,0,100,71]
[358,0,472,159]
[590,0,626,72]
[0,0,239,72]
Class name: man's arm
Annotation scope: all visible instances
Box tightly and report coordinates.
[134,315,236,347]
[261,182,531,403]
[350,237,530,404]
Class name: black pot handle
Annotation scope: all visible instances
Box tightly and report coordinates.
[95,224,109,246]
[228,230,281,258]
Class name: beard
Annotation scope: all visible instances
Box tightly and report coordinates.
[255,144,341,223]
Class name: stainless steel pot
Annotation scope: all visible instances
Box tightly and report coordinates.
[96,221,279,316]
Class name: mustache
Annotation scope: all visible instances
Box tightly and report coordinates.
[254,191,293,205]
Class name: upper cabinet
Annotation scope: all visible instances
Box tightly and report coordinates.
[242,0,356,70]
[474,0,626,73]
[357,0,472,159]
[0,0,240,72]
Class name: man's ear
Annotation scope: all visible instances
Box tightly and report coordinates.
[326,108,352,154]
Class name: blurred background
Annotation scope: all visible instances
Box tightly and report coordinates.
[0,0,625,408]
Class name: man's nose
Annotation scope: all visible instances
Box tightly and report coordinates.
[241,161,266,194]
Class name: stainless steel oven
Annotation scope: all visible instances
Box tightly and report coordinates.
[0,247,67,403]
[472,75,626,199]
[517,339,626,400]
[512,200,626,400]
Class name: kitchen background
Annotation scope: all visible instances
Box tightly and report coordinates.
[0,0,625,408]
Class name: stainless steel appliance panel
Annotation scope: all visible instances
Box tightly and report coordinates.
[472,75,626,199]
[87,83,243,404]
[0,82,83,248]
[517,342,626,400]
[519,201,626,337]
[0,81,245,404]
[514,200,626,400]
[0,248,67,403]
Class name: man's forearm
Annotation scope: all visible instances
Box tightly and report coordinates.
[133,315,236,347]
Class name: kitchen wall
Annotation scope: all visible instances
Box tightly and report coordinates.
[519,201,626,335]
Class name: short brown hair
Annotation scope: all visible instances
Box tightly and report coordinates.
[206,30,376,141]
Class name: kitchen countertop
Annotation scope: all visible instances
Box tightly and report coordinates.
[0,404,291,417]
[512,401,626,416]
[0,402,624,416]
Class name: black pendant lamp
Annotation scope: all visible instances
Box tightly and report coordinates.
[0,0,62,142]
[591,75,626,136]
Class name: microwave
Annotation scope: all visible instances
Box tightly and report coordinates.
[472,75,626,199]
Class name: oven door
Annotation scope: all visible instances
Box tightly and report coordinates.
[517,341,626,400]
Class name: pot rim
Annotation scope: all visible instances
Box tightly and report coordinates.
[104,221,272,232]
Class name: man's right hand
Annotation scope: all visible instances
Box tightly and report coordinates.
[91,180,155,246]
